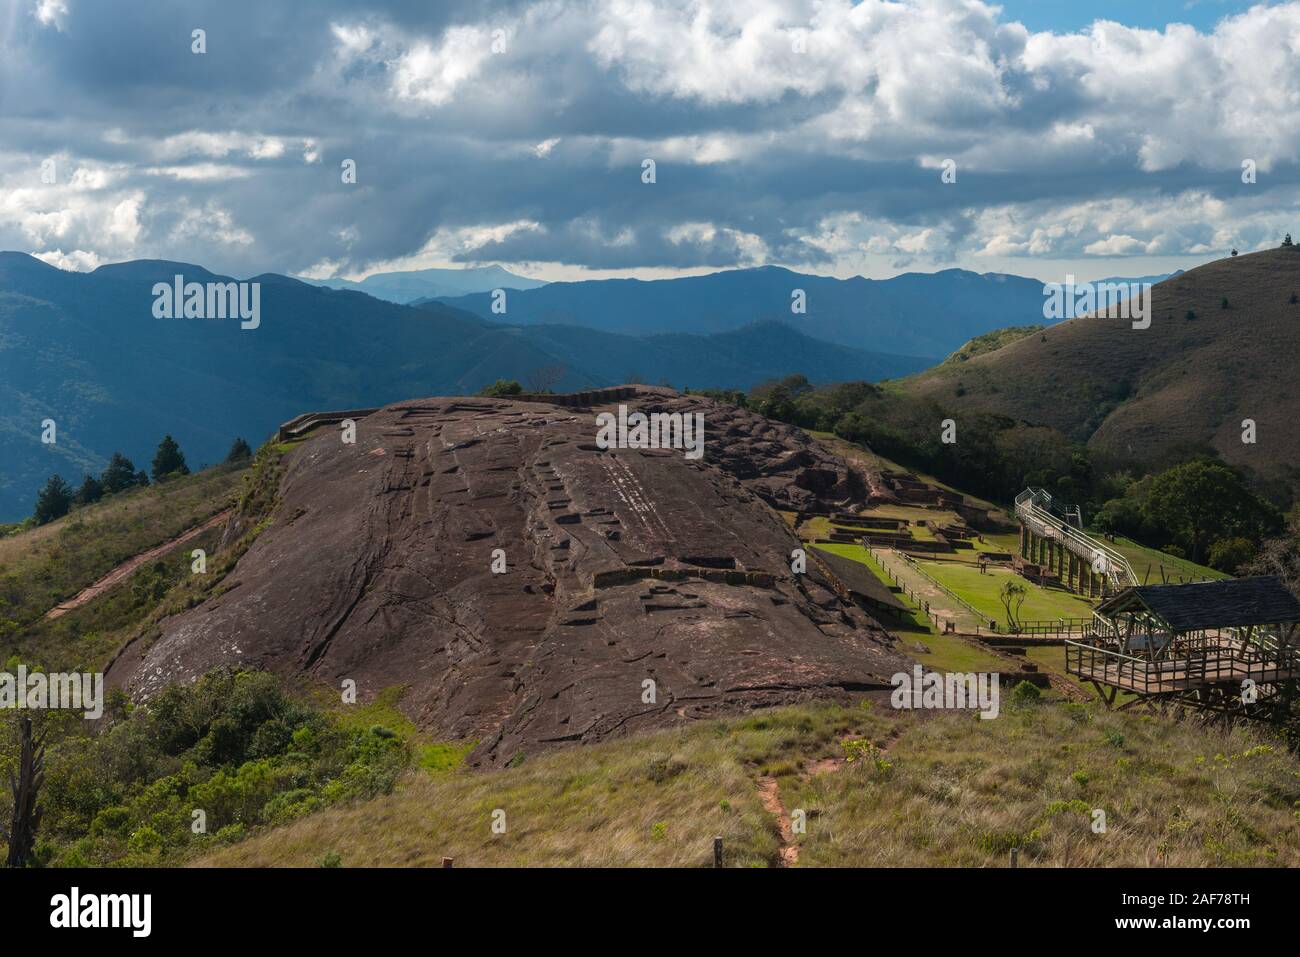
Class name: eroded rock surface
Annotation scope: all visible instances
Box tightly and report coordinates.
[108,389,906,766]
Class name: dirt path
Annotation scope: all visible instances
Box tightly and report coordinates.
[754,724,906,867]
[757,777,799,867]
[874,547,987,632]
[43,509,231,621]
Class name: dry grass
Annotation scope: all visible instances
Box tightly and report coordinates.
[787,701,1300,867]
[197,699,1300,868]
[201,704,898,868]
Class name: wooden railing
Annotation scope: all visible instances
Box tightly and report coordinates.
[1015,488,1136,594]
[1066,637,1300,693]
[1011,616,1093,637]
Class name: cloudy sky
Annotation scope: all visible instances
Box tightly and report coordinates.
[1,0,1297,283]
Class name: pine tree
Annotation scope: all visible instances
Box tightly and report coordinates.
[225,437,253,462]
[100,452,138,494]
[73,473,103,506]
[151,435,189,482]
[34,475,73,525]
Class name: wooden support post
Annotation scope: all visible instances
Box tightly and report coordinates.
[713,836,724,868]
[442,857,454,868]
[1010,847,1019,868]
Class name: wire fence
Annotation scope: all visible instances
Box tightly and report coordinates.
[867,545,1092,639]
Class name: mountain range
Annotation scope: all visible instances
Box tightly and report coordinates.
[430,265,1115,357]
[301,264,546,304]
[0,250,1197,522]
[0,254,929,521]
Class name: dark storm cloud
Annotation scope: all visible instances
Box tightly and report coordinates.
[2,0,1299,279]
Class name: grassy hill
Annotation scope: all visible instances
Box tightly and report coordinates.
[902,247,1300,491]
[199,698,1300,868]
[0,463,248,669]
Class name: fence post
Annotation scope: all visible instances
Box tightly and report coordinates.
[442,857,454,868]
[1010,848,1019,869]
[713,836,724,868]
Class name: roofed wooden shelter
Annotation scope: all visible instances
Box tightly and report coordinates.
[1066,576,1300,721]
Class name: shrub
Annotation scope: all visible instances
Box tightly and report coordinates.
[1009,681,1042,706]
[478,379,523,398]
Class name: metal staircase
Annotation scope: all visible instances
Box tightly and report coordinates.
[1015,488,1137,596]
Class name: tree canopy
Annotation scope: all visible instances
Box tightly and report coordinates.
[151,435,190,482]
[1141,459,1279,564]
[34,474,73,525]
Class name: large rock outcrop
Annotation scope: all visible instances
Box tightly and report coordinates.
[108,389,906,766]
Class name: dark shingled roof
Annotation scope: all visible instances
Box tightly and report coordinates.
[1097,576,1300,632]
[811,547,908,612]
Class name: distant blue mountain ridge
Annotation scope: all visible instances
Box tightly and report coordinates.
[0,253,945,521]
[429,265,1175,357]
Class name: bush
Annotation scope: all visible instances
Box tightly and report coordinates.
[26,668,415,866]
[478,379,523,397]
[1009,681,1042,706]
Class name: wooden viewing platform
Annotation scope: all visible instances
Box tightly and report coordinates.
[1065,576,1300,720]
[1066,640,1300,695]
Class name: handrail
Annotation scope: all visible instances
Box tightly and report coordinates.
[1016,488,1136,594]
[1064,639,1147,666]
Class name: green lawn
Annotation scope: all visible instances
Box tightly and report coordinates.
[1107,535,1227,584]
[977,530,1226,587]
[915,559,1095,627]
[810,542,1006,673]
